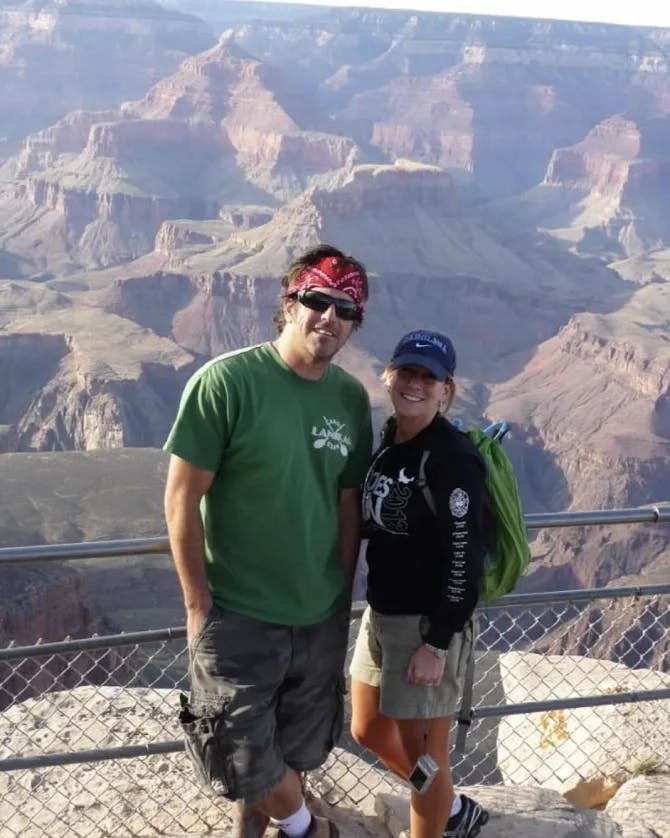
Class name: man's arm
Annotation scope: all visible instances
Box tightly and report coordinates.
[164,454,216,646]
[338,486,362,594]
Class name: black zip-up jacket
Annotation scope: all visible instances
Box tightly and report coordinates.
[362,415,489,649]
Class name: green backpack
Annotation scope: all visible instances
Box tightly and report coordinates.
[418,421,530,602]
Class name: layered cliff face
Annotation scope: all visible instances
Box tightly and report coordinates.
[0,0,214,162]
[0,109,236,271]
[3,10,670,276]
[313,160,461,215]
[153,205,275,255]
[243,12,670,198]
[559,314,670,403]
[0,35,364,274]
[139,158,624,384]
[545,116,641,189]
[339,63,587,192]
[13,357,191,451]
[0,563,108,709]
[0,300,197,451]
[0,565,101,647]
[515,114,670,257]
[492,285,670,494]
[127,37,358,188]
[0,330,68,438]
[488,282,670,589]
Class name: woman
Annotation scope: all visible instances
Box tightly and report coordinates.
[350,330,490,838]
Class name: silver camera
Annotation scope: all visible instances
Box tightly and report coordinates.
[408,753,440,794]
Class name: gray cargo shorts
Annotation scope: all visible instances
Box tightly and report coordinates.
[178,605,348,805]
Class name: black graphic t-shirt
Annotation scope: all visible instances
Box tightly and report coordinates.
[363,415,489,649]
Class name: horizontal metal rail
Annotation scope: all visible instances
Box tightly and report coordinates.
[0,583,666,661]
[0,536,169,565]
[0,627,187,661]
[473,688,670,718]
[0,741,185,772]
[524,505,670,529]
[3,686,670,774]
[1,505,669,566]
[483,582,670,609]
[3,584,670,661]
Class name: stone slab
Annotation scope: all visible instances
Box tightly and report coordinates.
[376,784,624,838]
[605,773,670,838]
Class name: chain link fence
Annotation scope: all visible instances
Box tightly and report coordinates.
[2,509,670,835]
[2,586,670,837]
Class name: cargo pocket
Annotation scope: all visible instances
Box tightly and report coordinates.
[178,693,237,800]
[327,674,346,750]
[189,605,217,654]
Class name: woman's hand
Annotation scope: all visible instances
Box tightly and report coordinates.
[406,645,446,687]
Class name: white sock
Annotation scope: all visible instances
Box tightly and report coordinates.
[271,801,312,837]
[450,794,462,817]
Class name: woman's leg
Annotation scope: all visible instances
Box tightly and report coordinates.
[395,715,454,838]
[350,678,413,779]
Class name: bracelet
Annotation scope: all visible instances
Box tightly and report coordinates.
[423,642,448,660]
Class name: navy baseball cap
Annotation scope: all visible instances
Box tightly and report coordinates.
[390,330,456,380]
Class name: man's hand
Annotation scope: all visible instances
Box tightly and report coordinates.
[406,646,446,687]
[186,597,213,648]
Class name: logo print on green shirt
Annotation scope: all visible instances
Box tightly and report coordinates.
[312,416,352,457]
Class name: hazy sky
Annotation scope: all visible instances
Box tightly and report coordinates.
[253,0,670,29]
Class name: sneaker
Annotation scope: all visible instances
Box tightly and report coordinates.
[277,814,339,838]
[444,794,489,837]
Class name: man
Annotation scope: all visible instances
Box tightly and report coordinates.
[164,245,372,838]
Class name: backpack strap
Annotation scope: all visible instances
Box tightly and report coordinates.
[380,415,396,447]
[483,420,509,442]
[455,617,477,753]
[417,450,436,515]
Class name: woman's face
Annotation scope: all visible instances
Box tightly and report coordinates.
[388,364,448,424]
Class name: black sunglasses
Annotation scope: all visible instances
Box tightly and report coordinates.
[292,288,362,322]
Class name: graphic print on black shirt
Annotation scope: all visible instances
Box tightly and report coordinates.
[363,450,413,535]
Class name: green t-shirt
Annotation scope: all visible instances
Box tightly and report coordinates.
[164,342,372,625]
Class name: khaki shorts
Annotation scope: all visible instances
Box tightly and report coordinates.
[349,606,473,719]
[179,605,348,805]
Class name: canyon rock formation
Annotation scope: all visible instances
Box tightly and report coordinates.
[0,0,214,162]
[0,2,669,617]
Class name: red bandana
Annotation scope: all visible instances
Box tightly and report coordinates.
[288,256,365,316]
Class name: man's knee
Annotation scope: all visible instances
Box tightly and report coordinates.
[254,767,304,820]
